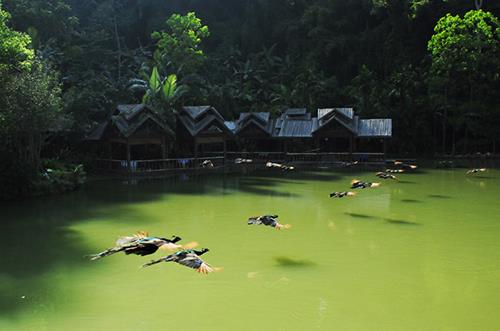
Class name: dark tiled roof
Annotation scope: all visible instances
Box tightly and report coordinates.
[235,112,272,135]
[276,119,317,138]
[85,104,173,140]
[178,106,232,137]
[115,104,148,121]
[357,119,392,137]
[182,106,213,119]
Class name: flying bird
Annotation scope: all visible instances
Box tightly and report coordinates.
[142,248,219,274]
[385,169,405,173]
[376,172,398,180]
[466,168,487,175]
[247,215,291,230]
[88,232,197,261]
[329,191,356,198]
[266,162,294,170]
[351,179,380,189]
[394,161,418,170]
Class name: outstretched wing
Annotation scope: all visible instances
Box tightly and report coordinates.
[115,231,149,246]
[178,254,204,269]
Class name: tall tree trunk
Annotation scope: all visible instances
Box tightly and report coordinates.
[112,1,122,81]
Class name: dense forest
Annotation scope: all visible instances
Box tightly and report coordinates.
[1,0,499,197]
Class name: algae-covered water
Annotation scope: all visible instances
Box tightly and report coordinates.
[1,168,500,330]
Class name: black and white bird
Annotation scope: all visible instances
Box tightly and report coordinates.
[351,179,380,189]
[466,168,487,175]
[376,172,398,180]
[142,248,219,274]
[329,191,356,198]
[88,232,197,261]
[247,215,291,230]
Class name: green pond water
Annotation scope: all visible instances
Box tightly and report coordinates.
[1,168,500,331]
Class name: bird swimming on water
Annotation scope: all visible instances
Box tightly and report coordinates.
[247,215,291,230]
[351,179,380,189]
[466,168,487,175]
[142,248,219,274]
[376,172,398,180]
[88,232,197,261]
[329,191,356,198]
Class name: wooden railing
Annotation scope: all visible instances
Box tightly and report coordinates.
[205,151,385,163]
[95,156,225,173]
[94,152,385,173]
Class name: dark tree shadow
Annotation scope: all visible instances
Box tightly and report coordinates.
[1,168,354,316]
[274,256,315,267]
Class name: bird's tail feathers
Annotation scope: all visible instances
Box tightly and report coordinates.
[160,242,182,251]
[196,263,223,274]
[182,241,199,249]
[275,223,292,230]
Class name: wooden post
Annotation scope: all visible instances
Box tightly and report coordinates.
[126,139,131,173]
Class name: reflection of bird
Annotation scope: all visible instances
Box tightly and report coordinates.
[142,248,218,274]
[341,160,358,167]
[248,215,291,230]
[235,158,253,164]
[201,160,214,168]
[376,172,398,180]
[351,179,380,189]
[329,191,356,198]
[266,162,294,170]
[466,168,487,175]
[89,232,196,261]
